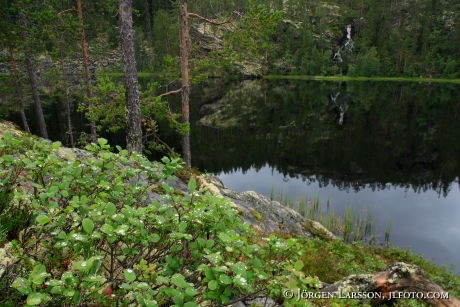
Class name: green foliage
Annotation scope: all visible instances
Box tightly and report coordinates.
[223,3,284,65]
[298,48,335,76]
[83,76,126,133]
[152,9,180,61]
[0,134,315,306]
[348,47,382,77]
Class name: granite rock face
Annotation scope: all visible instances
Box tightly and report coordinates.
[198,174,337,241]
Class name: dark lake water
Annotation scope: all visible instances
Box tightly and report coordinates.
[190,79,460,274]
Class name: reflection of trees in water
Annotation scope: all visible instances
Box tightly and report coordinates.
[192,80,460,196]
[274,167,455,197]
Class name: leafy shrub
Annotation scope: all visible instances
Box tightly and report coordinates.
[0,134,315,307]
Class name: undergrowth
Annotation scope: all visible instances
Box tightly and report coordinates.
[0,132,458,307]
[0,134,315,307]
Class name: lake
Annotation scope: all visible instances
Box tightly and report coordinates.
[190,79,460,274]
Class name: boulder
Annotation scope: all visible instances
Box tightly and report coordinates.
[198,174,337,240]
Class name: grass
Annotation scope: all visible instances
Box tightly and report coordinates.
[264,74,460,84]
[96,71,460,85]
[269,187,460,306]
[297,237,460,306]
[272,186,380,244]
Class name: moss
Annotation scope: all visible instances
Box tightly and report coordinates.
[250,209,263,222]
[0,121,27,139]
[175,166,201,183]
[302,220,336,241]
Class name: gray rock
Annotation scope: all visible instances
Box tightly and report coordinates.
[231,296,282,307]
[199,174,337,240]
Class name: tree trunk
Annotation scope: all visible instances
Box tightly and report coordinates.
[119,0,142,154]
[24,55,48,139]
[9,48,30,133]
[59,56,75,147]
[77,0,97,143]
[322,262,460,307]
[143,0,153,42]
[20,13,48,139]
[180,0,192,167]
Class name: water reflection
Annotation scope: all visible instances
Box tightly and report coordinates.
[192,80,460,196]
[190,79,460,273]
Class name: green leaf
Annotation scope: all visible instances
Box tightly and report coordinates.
[97,138,108,146]
[51,141,62,149]
[61,271,78,286]
[294,260,304,271]
[145,299,158,307]
[178,221,187,233]
[63,288,76,297]
[183,302,198,307]
[26,292,50,306]
[124,269,137,282]
[30,264,49,285]
[218,232,231,243]
[105,203,117,215]
[218,274,232,285]
[115,224,129,236]
[2,155,13,164]
[82,218,95,234]
[185,287,198,297]
[47,279,63,287]
[231,262,247,276]
[100,223,114,235]
[148,233,160,243]
[171,273,189,288]
[50,286,64,294]
[208,280,218,290]
[73,260,91,272]
[188,177,197,191]
[36,214,51,225]
[12,277,31,295]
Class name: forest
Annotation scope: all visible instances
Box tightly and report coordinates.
[1,0,460,157]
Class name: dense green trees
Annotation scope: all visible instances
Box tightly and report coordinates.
[0,0,459,158]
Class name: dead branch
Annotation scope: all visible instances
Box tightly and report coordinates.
[157,88,182,98]
[321,262,460,307]
[57,8,76,15]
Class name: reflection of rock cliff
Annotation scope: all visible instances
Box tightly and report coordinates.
[198,80,264,128]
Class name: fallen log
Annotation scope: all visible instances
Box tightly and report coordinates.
[321,262,460,307]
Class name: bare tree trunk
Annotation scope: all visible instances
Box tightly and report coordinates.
[20,13,48,139]
[9,48,30,133]
[64,88,75,147]
[180,0,192,167]
[59,57,75,147]
[77,0,97,143]
[143,0,153,42]
[24,55,48,139]
[119,0,142,154]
